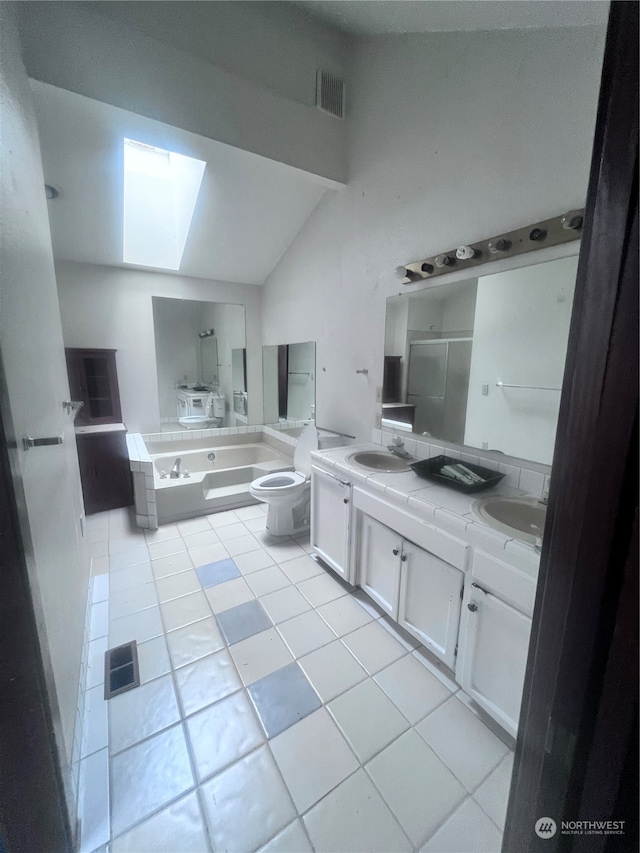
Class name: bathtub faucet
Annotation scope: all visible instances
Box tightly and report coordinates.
[170,458,182,478]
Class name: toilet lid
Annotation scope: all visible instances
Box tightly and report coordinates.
[293,423,319,477]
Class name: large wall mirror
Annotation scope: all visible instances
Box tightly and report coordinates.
[383,255,578,465]
[152,296,247,428]
[263,342,316,431]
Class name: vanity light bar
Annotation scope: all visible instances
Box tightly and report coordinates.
[396,209,584,285]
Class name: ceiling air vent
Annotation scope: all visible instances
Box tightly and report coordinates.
[316,70,346,120]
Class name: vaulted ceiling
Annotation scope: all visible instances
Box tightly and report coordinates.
[33,82,329,285]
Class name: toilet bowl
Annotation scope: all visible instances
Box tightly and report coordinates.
[178,415,220,429]
[178,393,225,429]
[249,424,319,536]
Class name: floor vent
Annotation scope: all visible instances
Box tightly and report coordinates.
[104,641,140,699]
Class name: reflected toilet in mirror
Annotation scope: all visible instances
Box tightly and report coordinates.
[152,296,247,430]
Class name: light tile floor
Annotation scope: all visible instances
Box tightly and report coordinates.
[80,504,513,853]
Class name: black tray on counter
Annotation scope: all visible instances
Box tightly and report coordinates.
[409,455,505,494]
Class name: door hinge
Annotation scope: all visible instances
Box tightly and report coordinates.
[460,586,464,599]
[454,643,458,658]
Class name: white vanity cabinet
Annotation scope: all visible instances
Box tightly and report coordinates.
[310,465,353,582]
[353,500,465,667]
[310,452,539,738]
[456,551,535,737]
[358,514,403,618]
[398,541,464,669]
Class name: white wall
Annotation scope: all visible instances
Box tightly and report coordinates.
[55,261,262,434]
[464,256,578,463]
[261,26,605,447]
[0,5,88,817]
[384,298,410,357]
[75,1,349,111]
[262,347,280,424]
[16,1,348,185]
[287,342,316,420]
[441,289,477,336]
[152,298,204,418]
[202,302,247,421]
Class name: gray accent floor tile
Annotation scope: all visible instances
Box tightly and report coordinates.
[216,599,272,646]
[249,662,322,738]
[196,558,241,588]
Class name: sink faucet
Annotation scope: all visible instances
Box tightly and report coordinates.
[170,457,182,478]
[387,435,412,459]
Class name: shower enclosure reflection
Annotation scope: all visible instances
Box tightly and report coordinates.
[383,255,578,464]
[262,342,316,434]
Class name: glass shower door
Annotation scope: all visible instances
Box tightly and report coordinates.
[407,341,448,438]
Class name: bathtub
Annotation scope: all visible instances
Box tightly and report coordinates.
[149,441,293,524]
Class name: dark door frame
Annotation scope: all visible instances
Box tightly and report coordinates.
[0,393,73,852]
[504,2,638,850]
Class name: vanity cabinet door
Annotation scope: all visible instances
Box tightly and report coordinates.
[357,514,402,619]
[456,583,532,737]
[76,431,133,515]
[310,466,352,582]
[398,542,463,668]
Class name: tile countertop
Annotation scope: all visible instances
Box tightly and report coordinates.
[310,445,540,575]
[75,423,127,435]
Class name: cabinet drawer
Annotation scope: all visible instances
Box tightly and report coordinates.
[472,550,537,617]
[353,487,468,571]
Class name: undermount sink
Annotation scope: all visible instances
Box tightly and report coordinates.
[346,450,411,472]
[472,495,547,545]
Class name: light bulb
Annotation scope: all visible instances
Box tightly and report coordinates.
[561,213,583,231]
[488,238,510,254]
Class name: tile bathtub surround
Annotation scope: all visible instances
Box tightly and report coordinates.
[78,504,513,853]
[128,428,272,530]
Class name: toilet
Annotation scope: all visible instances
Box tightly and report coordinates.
[178,393,225,429]
[249,424,342,536]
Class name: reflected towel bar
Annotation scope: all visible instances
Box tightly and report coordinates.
[316,425,356,440]
[496,382,561,391]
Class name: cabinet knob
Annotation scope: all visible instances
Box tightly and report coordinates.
[401,554,407,561]
[392,548,399,555]
[343,498,349,504]
[467,602,478,612]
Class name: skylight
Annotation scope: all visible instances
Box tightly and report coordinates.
[123,139,206,270]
